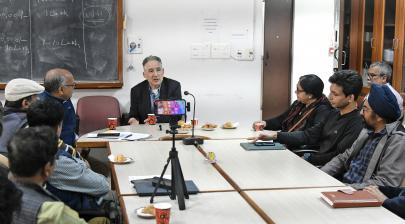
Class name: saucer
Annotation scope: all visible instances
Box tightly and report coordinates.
[108,155,134,164]
[136,207,155,219]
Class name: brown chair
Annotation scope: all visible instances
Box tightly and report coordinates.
[76,96,121,136]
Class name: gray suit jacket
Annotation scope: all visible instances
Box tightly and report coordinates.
[321,120,405,189]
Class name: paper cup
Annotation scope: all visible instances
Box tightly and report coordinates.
[154,203,171,224]
[191,118,198,127]
[148,114,157,125]
[107,118,118,130]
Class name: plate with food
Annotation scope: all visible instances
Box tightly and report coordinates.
[108,154,134,164]
[201,123,217,131]
[136,205,155,219]
[177,128,190,134]
[222,121,239,129]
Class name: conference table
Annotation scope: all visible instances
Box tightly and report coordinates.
[121,192,266,224]
[103,124,404,224]
[76,123,256,148]
[108,141,233,196]
[198,140,344,190]
[246,187,405,224]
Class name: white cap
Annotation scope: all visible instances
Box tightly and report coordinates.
[5,78,45,101]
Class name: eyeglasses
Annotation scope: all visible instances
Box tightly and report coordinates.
[64,82,76,88]
[362,105,371,112]
[295,88,305,93]
[367,72,383,79]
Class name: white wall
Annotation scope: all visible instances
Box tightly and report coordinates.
[76,0,263,126]
[0,0,337,124]
[291,0,336,100]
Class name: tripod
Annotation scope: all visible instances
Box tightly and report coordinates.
[150,124,189,210]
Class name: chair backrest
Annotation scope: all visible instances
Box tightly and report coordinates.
[76,96,121,136]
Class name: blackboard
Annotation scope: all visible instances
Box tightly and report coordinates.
[0,0,123,89]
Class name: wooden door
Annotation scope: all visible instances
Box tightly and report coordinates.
[262,0,294,119]
[391,0,405,92]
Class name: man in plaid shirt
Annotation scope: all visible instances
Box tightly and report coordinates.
[322,84,405,189]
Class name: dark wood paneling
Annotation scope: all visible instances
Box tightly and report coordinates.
[262,0,294,119]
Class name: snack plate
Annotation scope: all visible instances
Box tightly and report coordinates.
[221,122,239,129]
[177,129,190,134]
[136,207,155,219]
[108,154,134,164]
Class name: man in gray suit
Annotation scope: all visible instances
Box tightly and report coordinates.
[322,84,405,189]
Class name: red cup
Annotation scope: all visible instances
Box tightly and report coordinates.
[148,114,157,125]
[254,123,264,131]
[191,118,198,127]
[107,118,118,130]
[154,203,171,224]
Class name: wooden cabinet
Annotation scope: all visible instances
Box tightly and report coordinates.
[338,0,405,93]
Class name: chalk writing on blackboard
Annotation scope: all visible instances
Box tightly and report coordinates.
[0,0,120,85]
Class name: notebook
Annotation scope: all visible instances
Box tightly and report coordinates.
[321,190,383,208]
[240,142,285,151]
[132,178,199,197]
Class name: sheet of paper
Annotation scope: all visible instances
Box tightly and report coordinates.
[85,132,150,140]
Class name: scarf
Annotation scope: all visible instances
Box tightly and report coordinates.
[281,95,329,132]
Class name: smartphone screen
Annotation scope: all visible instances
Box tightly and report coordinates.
[154,100,186,116]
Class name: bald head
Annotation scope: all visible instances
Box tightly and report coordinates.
[44,68,75,100]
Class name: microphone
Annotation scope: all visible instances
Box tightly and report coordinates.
[182,91,204,145]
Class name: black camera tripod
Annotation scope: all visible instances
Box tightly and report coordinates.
[150,124,189,210]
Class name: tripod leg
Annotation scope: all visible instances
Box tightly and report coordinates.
[170,161,176,200]
[176,157,189,199]
[150,157,171,204]
[172,157,186,210]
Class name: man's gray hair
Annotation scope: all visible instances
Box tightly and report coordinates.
[370,61,392,83]
[44,73,66,93]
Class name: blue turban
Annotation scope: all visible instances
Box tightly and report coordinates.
[368,84,401,121]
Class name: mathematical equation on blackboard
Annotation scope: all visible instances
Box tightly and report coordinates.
[0,0,118,83]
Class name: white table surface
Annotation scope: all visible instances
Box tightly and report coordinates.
[77,124,169,146]
[122,192,266,224]
[245,187,405,224]
[109,141,233,195]
[77,124,255,147]
[199,140,345,190]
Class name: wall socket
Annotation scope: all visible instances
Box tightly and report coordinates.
[127,36,143,54]
[231,48,254,61]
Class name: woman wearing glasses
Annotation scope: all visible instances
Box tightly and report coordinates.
[252,74,332,149]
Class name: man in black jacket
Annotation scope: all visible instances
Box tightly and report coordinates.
[128,55,181,125]
[365,185,405,219]
[256,70,364,166]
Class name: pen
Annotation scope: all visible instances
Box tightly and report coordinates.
[124,134,132,138]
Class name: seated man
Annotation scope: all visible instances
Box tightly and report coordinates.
[321,84,405,189]
[256,70,364,166]
[0,168,22,224]
[128,55,182,125]
[27,99,110,211]
[40,68,77,146]
[367,61,403,117]
[0,78,44,157]
[8,126,89,223]
[365,185,405,219]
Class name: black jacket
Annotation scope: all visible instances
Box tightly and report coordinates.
[265,99,332,149]
[278,108,364,166]
[129,77,181,124]
[379,186,405,219]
